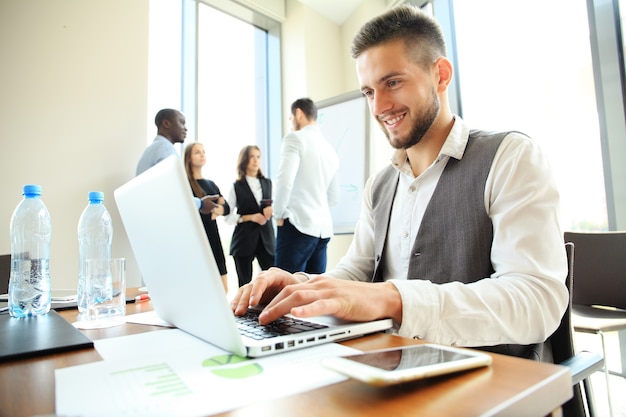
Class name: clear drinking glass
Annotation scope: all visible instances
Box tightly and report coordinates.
[85,258,126,320]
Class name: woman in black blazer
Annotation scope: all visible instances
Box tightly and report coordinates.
[225,145,275,287]
[184,142,231,292]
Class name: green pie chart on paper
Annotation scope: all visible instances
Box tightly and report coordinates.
[202,354,263,379]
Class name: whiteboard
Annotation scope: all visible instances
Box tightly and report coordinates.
[317,91,369,234]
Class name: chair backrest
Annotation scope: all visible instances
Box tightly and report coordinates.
[563,231,626,310]
[550,242,576,364]
[551,242,586,417]
[0,254,10,294]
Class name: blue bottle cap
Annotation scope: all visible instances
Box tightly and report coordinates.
[88,191,104,203]
[23,184,42,197]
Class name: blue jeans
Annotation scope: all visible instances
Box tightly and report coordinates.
[275,219,330,274]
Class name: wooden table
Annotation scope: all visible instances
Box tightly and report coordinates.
[0,299,572,417]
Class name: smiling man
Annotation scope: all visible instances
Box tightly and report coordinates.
[232,5,568,361]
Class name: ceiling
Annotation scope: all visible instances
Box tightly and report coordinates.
[297,0,364,25]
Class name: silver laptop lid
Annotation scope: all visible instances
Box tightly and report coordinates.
[114,155,247,357]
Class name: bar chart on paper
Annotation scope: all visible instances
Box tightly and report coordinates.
[111,362,193,398]
[106,355,263,409]
[101,360,210,416]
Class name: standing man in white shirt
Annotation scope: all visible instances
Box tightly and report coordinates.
[273,98,340,274]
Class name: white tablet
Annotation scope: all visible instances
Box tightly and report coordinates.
[322,343,492,387]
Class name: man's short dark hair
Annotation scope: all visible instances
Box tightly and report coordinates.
[291,98,317,121]
[351,5,447,70]
[154,108,179,128]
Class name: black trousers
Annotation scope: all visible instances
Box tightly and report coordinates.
[233,239,274,287]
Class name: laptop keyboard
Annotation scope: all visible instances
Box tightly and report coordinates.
[235,310,328,341]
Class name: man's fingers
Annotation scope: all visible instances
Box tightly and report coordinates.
[231,284,252,315]
[259,288,336,324]
[290,298,339,318]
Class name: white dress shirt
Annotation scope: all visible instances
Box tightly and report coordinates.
[273,124,340,238]
[325,117,569,347]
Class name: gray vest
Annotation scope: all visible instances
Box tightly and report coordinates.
[371,130,545,360]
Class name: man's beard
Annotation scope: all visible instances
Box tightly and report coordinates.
[383,88,440,150]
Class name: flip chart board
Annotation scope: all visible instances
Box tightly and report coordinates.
[317,91,369,234]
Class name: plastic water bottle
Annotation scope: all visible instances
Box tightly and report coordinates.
[77,191,113,313]
[8,184,52,317]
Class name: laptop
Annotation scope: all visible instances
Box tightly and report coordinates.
[0,310,93,362]
[114,155,392,358]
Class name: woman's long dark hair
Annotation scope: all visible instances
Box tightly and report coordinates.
[183,142,206,198]
[236,145,265,181]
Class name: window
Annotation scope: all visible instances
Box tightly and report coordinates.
[148,0,281,292]
[196,3,268,195]
[148,0,279,182]
[450,0,608,231]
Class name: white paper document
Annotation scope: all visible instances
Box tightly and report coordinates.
[122,310,175,327]
[55,329,359,417]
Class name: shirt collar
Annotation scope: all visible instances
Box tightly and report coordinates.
[440,116,470,161]
[155,135,171,143]
[299,124,319,133]
[389,116,470,173]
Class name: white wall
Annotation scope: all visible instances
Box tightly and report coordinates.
[281,1,343,108]
[341,0,388,91]
[0,0,149,290]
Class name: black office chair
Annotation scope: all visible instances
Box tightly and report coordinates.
[563,231,626,417]
[550,242,604,417]
[0,254,10,295]
[565,232,626,356]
